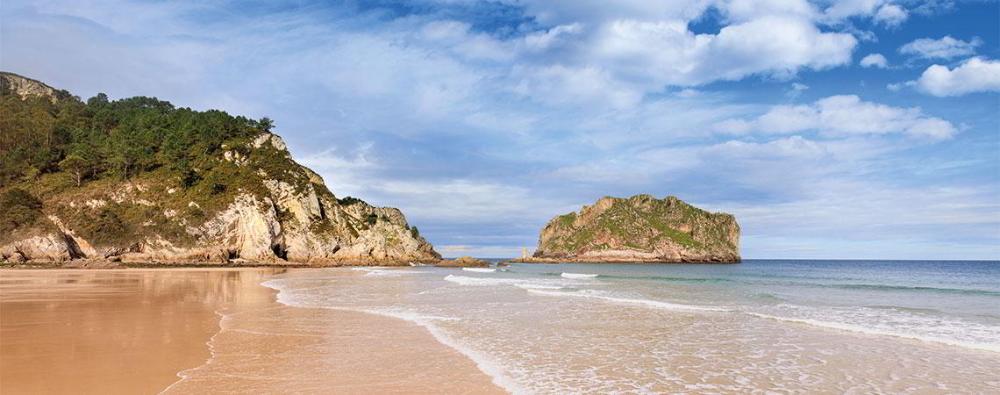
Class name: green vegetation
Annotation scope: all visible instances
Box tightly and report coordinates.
[0,188,44,236]
[58,154,89,187]
[338,196,363,205]
[0,90,273,189]
[557,212,576,227]
[0,82,293,247]
[541,195,737,256]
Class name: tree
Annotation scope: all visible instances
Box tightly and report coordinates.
[86,93,109,107]
[59,154,89,186]
[258,117,274,132]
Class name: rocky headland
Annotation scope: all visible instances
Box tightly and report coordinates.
[0,72,439,266]
[520,194,740,263]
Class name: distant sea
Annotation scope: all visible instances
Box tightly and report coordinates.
[265,260,1000,393]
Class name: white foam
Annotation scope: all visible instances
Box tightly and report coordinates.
[527,289,727,312]
[561,272,598,279]
[349,267,424,276]
[444,274,565,290]
[513,284,564,290]
[364,269,424,277]
[159,309,230,394]
[364,308,461,322]
[462,268,496,273]
[746,312,1000,353]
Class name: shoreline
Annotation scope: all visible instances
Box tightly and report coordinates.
[0,268,503,394]
[261,277,519,394]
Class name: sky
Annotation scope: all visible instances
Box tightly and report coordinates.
[2,0,998,259]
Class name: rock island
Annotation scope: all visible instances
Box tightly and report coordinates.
[523,194,740,263]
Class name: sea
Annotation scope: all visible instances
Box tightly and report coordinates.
[264,260,1000,394]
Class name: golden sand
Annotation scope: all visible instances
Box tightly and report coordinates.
[0,269,502,394]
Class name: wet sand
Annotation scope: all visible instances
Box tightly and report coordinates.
[0,269,502,394]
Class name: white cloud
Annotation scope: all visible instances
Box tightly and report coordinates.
[418,15,853,108]
[886,81,909,91]
[675,88,701,98]
[717,95,957,139]
[719,0,817,22]
[821,0,908,26]
[521,23,584,52]
[860,53,889,68]
[899,36,982,60]
[822,0,883,20]
[786,82,809,98]
[874,3,908,26]
[420,20,513,62]
[913,57,1000,97]
[511,65,644,109]
[372,178,567,225]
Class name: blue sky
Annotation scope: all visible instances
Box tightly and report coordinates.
[2,0,998,259]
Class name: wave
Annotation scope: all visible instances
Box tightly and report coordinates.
[561,272,598,279]
[595,274,734,284]
[746,312,1000,353]
[824,283,1000,296]
[366,270,424,277]
[444,275,564,290]
[514,284,564,290]
[462,268,496,273]
[348,267,425,276]
[527,289,727,312]
[545,271,1000,296]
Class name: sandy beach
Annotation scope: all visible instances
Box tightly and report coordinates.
[0,268,502,394]
[4,263,998,394]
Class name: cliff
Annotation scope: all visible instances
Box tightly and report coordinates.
[527,195,740,263]
[0,72,439,266]
[0,72,72,102]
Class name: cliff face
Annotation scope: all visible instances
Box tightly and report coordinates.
[531,195,740,263]
[0,73,439,266]
[0,72,71,102]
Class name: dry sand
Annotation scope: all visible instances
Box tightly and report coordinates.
[0,268,502,394]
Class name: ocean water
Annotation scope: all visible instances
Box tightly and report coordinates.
[264,260,1000,393]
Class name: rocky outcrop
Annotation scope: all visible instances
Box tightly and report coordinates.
[0,235,75,263]
[0,77,439,266]
[524,195,740,263]
[436,256,490,268]
[0,72,70,102]
[0,134,441,266]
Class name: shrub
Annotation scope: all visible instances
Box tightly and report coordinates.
[77,206,130,246]
[0,188,43,234]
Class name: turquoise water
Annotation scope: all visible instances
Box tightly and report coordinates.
[507,260,1000,350]
[266,260,1000,393]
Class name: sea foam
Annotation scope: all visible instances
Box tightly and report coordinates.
[444,274,565,290]
[527,289,727,312]
[462,268,496,273]
[350,267,424,276]
[561,272,598,279]
[746,312,1000,353]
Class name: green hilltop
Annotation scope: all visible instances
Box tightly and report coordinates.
[532,194,741,263]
